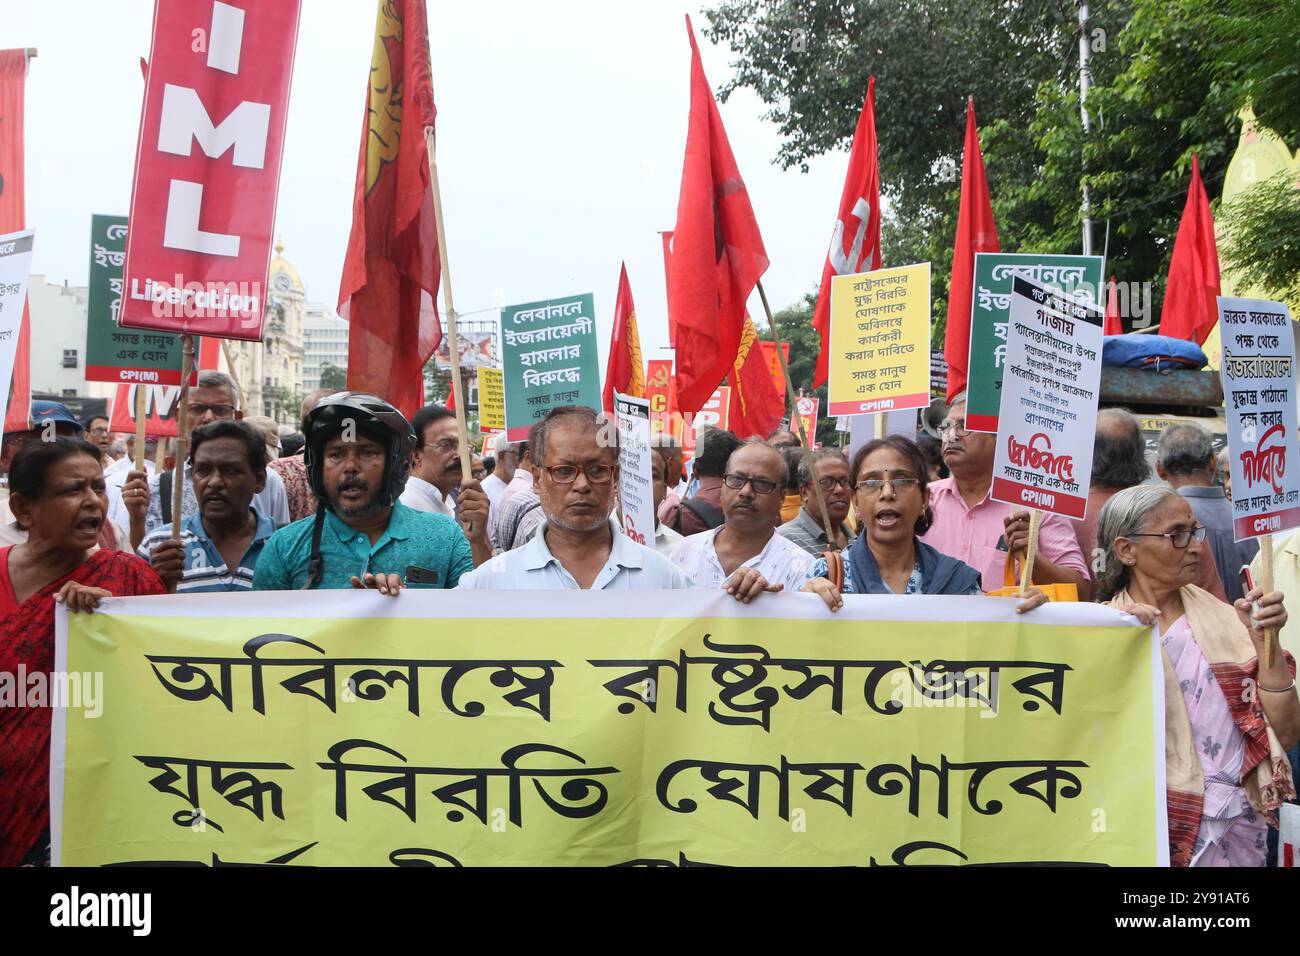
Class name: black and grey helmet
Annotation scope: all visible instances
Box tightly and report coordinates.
[303,392,416,508]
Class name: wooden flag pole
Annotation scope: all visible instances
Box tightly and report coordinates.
[1019,508,1043,594]
[1259,534,1276,669]
[756,280,842,550]
[425,127,476,532]
[132,385,147,472]
[170,333,195,542]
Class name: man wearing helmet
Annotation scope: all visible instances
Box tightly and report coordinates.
[252,392,473,594]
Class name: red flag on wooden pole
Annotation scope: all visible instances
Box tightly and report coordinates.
[812,78,881,388]
[667,16,769,415]
[0,49,32,433]
[1104,275,1123,336]
[1158,154,1220,345]
[944,98,999,404]
[338,0,442,417]
[602,263,645,411]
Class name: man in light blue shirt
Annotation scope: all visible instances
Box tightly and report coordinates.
[458,406,688,590]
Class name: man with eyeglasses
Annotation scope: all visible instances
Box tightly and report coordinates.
[777,447,854,556]
[458,406,689,590]
[921,398,1090,598]
[121,371,291,549]
[83,414,114,466]
[670,440,814,601]
[400,403,492,566]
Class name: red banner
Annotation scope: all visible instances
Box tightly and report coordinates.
[109,385,182,438]
[120,0,301,340]
[0,50,31,432]
[645,358,679,444]
[682,386,731,457]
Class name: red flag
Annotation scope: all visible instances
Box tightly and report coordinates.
[727,315,785,439]
[668,16,769,415]
[1,50,31,432]
[339,0,442,418]
[813,78,882,388]
[602,263,645,411]
[1159,154,1220,345]
[1104,275,1123,336]
[944,99,1000,404]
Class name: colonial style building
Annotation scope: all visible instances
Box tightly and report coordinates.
[221,240,305,427]
[303,303,349,392]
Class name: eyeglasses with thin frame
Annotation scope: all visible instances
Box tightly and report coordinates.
[1125,526,1207,549]
[425,438,459,454]
[545,463,615,485]
[936,420,968,438]
[855,476,922,494]
[723,473,780,495]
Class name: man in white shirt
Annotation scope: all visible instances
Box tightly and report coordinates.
[670,440,813,598]
[400,404,463,518]
[481,433,518,528]
[399,403,492,566]
[459,406,687,590]
[651,446,683,557]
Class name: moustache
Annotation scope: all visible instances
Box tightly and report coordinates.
[337,478,370,494]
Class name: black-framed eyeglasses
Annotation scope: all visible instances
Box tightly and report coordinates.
[723,473,780,495]
[545,463,615,485]
[187,403,237,418]
[1126,526,1207,549]
[855,477,922,494]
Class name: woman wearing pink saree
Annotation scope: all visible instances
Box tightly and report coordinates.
[1097,486,1299,866]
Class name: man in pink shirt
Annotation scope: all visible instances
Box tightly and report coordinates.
[918,399,1092,598]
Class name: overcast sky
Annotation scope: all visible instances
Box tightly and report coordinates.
[8,1,853,370]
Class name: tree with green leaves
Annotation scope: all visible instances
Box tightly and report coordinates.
[318,363,347,392]
[705,0,1296,347]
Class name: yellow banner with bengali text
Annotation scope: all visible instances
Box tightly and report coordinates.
[52,591,1166,867]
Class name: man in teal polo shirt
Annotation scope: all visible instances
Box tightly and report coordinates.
[253,393,473,593]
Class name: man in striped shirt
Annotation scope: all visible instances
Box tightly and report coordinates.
[138,421,274,593]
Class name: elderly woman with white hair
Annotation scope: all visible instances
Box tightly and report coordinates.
[1097,485,1299,866]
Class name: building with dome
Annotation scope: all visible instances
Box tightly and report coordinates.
[221,239,306,427]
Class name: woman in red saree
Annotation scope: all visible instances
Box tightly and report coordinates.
[0,438,164,866]
[1098,485,1299,866]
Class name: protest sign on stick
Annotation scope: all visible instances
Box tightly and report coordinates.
[827,262,931,418]
[965,254,1103,432]
[1217,297,1300,668]
[991,277,1103,589]
[614,392,655,548]
[0,228,35,429]
[502,293,602,441]
[477,367,506,432]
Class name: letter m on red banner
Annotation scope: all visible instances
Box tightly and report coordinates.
[120,0,301,341]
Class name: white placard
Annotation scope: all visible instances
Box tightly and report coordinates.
[990,275,1103,520]
[1217,297,1300,541]
[614,392,656,548]
[0,229,35,429]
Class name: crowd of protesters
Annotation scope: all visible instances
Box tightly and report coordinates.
[0,385,1296,868]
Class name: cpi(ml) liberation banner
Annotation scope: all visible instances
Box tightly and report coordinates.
[53,591,1166,867]
[119,0,302,340]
